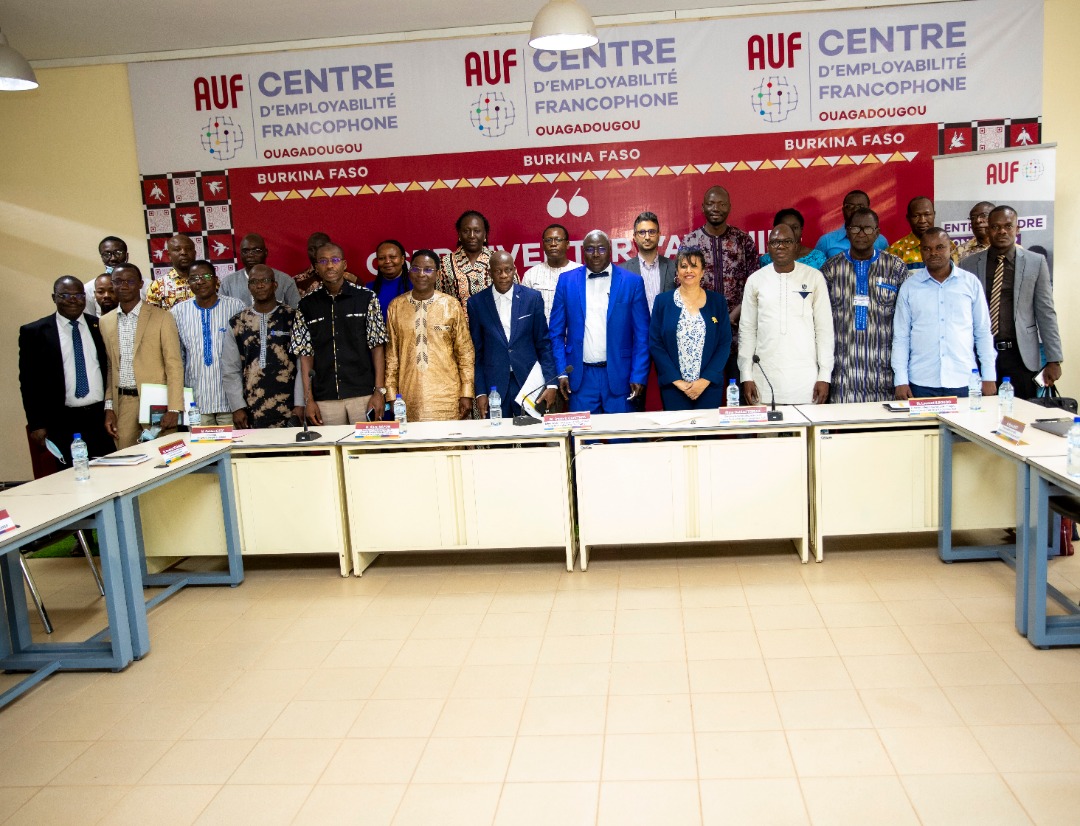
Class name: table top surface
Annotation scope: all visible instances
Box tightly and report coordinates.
[336,418,571,445]
[1027,455,1080,492]
[232,425,356,448]
[795,400,942,426]
[0,490,112,551]
[939,398,1068,459]
[582,407,811,436]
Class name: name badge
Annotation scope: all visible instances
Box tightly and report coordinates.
[853,295,870,308]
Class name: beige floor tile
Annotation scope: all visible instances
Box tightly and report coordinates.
[412,735,514,783]
[424,592,493,615]
[900,622,992,654]
[606,694,693,734]
[685,630,761,660]
[507,734,604,782]
[321,738,426,784]
[530,662,611,696]
[922,651,1022,686]
[342,614,418,641]
[230,738,340,785]
[217,668,313,704]
[551,589,618,612]
[695,730,794,778]
[323,639,404,669]
[5,785,130,826]
[691,692,781,731]
[612,633,686,663]
[408,613,484,639]
[885,598,967,625]
[1003,772,1080,825]
[494,781,598,826]
[392,637,472,668]
[519,695,607,735]
[250,639,336,670]
[903,774,1032,826]
[52,739,171,785]
[743,583,813,606]
[843,653,937,689]
[141,738,255,785]
[858,686,963,728]
[804,580,879,604]
[699,778,809,825]
[765,657,852,691]
[1029,683,1080,724]
[451,664,535,698]
[391,783,501,826]
[264,699,363,739]
[103,701,210,741]
[998,646,1080,684]
[953,597,1021,624]
[787,729,894,777]
[679,585,747,608]
[194,783,310,826]
[750,603,824,630]
[0,788,37,822]
[477,611,550,638]
[597,780,701,826]
[373,666,460,700]
[24,702,129,742]
[432,697,523,738]
[100,784,220,826]
[293,784,405,826]
[871,578,946,601]
[279,617,349,644]
[944,683,1056,726]
[880,726,995,774]
[830,626,914,656]
[348,698,442,738]
[603,732,698,780]
[775,689,871,729]
[758,628,838,658]
[689,658,770,693]
[296,667,386,701]
[614,607,683,634]
[544,610,613,636]
[465,636,542,666]
[971,724,1080,773]
[817,601,897,628]
[182,701,287,740]
[800,776,919,825]
[617,587,681,610]
[609,661,689,695]
[682,605,753,633]
[538,634,613,664]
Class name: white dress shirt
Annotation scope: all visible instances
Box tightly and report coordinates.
[493,285,514,340]
[583,266,612,364]
[55,312,104,407]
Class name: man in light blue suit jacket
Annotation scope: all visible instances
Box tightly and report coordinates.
[549,230,651,414]
[469,251,558,417]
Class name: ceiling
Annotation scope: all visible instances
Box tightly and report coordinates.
[0,0,926,64]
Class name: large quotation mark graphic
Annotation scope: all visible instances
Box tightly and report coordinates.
[547,188,590,218]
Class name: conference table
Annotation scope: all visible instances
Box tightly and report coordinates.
[1026,455,1080,647]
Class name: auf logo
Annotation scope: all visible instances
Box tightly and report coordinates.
[746,33,803,70]
[464,50,519,86]
[752,76,798,124]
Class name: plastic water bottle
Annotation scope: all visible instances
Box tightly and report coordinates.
[71,433,90,482]
[188,402,201,429]
[489,387,502,425]
[998,377,1014,417]
[968,369,982,411]
[1067,418,1080,478]
[726,379,740,408]
[393,393,408,434]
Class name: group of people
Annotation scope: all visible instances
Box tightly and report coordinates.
[18,184,1063,465]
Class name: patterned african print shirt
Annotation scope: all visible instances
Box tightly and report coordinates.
[821,250,909,403]
[957,237,990,259]
[680,225,758,324]
[222,304,302,428]
[385,291,475,422]
[886,232,961,271]
[437,247,516,323]
[146,268,194,311]
[292,266,358,299]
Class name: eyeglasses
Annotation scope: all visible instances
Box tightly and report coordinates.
[635,229,659,237]
[543,236,568,245]
[247,277,275,286]
[847,225,879,235]
[583,246,608,255]
[111,277,139,287]
[240,246,266,255]
[100,249,126,260]
[317,257,344,266]
[409,266,437,276]
[768,238,795,248]
[54,292,85,301]
[187,272,215,282]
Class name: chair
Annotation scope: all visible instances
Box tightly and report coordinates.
[18,521,104,635]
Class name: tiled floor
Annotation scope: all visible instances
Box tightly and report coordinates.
[3,537,1080,825]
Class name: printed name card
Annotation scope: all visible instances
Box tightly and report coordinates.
[0,509,16,536]
[157,439,192,465]
[354,421,401,439]
[717,405,769,424]
[908,396,959,416]
[543,411,592,431]
[190,425,234,443]
[995,416,1027,445]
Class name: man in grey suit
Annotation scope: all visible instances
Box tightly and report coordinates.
[220,232,301,309]
[961,205,1062,399]
[622,211,676,315]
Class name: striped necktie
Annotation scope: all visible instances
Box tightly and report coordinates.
[70,320,89,399]
[988,255,1005,335]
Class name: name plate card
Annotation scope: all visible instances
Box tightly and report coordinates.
[908,396,959,416]
[190,425,234,443]
[995,416,1027,445]
[0,509,16,536]
[354,421,401,439]
[543,411,592,431]
[158,439,192,465]
[717,405,769,424]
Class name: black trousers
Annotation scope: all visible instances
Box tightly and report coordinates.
[47,402,113,464]
[995,346,1039,400]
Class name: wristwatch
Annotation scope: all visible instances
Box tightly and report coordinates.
[377,387,387,395]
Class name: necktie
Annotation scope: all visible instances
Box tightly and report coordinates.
[988,255,1004,335]
[70,320,89,398]
[587,272,610,279]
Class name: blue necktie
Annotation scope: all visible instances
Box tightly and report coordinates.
[70,320,89,398]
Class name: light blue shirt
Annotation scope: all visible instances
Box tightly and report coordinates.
[891,265,996,389]
[815,226,889,259]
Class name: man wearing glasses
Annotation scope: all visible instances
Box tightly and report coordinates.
[19,276,114,465]
[821,207,909,403]
[220,232,300,309]
[291,243,388,426]
[739,223,834,405]
[521,223,577,322]
[622,211,676,315]
[549,230,650,414]
[84,236,132,314]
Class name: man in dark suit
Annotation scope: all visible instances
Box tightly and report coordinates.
[469,250,558,418]
[960,205,1063,399]
[549,230,650,414]
[19,275,113,465]
[621,211,676,315]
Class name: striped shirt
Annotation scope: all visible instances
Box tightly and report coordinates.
[171,295,246,413]
[821,250,909,403]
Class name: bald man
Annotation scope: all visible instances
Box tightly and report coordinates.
[146,233,196,310]
[220,232,300,308]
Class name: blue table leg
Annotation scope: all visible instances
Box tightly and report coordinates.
[1027,470,1051,646]
[938,423,955,561]
[113,494,151,659]
[1015,464,1031,636]
[216,455,243,587]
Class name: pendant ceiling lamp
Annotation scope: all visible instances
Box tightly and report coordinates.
[0,28,37,91]
[529,0,599,51]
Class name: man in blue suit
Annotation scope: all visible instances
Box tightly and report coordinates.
[469,250,558,418]
[549,230,651,414]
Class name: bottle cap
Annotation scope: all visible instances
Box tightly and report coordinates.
[1003,377,1010,382]
[490,386,497,393]
[396,394,403,399]
[74,433,81,439]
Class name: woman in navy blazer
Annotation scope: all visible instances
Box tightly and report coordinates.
[648,246,732,410]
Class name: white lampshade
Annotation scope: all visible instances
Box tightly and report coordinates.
[529,0,599,51]
[0,30,37,91]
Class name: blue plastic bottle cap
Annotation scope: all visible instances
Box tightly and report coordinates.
[74,433,81,439]
[1003,377,1010,382]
